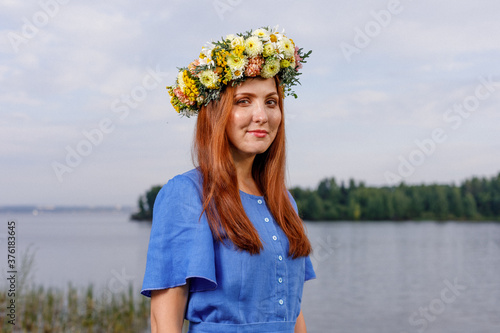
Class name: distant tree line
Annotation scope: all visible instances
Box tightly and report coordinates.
[130,185,162,221]
[132,173,500,221]
[290,173,500,221]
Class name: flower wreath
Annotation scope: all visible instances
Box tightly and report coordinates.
[167,26,311,117]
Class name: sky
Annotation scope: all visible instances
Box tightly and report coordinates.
[1,0,499,206]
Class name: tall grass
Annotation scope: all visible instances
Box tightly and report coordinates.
[0,248,150,332]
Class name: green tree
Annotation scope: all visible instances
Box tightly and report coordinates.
[448,186,464,219]
[347,196,361,220]
[365,191,385,220]
[391,187,411,220]
[463,193,478,219]
[429,185,449,220]
[303,192,324,221]
[131,185,162,221]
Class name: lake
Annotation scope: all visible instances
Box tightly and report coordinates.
[1,211,499,333]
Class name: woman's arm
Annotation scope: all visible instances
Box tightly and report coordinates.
[151,283,189,333]
[294,309,307,333]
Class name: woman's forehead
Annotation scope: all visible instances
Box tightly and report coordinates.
[234,78,277,95]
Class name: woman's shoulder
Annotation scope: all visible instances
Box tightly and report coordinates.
[152,168,204,219]
[162,168,202,191]
[155,168,203,204]
[177,168,203,188]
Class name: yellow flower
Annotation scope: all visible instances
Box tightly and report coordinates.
[280,59,290,68]
[182,70,199,102]
[261,59,280,78]
[262,43,275,57]
[214,49,229,68]
[223,70,232,84]
[270,34,277,43]
[227,53,248,72]
[233,45,245,57]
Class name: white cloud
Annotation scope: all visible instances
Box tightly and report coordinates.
[1,0,499,205]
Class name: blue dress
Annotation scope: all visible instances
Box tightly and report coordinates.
[141,169,316,333]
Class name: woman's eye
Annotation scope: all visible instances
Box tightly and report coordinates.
[237,99,249,104]
[266,99,278,106]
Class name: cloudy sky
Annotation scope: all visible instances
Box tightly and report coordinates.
[1,0,499,206]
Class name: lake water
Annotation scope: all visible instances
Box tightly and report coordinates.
[1,211,499,333]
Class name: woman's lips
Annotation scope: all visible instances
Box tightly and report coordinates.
[248,130,268,138]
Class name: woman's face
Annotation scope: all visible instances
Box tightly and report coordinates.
[226,78,282,161]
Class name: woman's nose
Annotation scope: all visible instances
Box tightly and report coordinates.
[252,102,268,123]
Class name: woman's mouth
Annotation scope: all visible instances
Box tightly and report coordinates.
[248,130,268,138]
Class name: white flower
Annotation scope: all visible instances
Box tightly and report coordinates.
[198,57,214,67]
[199,70,219,89]
[200,46,212,58]
[244,36,263,57]
[230,36,245,48]
[201,42,214,54]
[184,109,197,117]
[278,37,295,58]
[177,71,185,90]
[268,25,281,35]
[252,28,269,41]
[226,34,236,41]
[199,45,215,67]
[232,69,244,80]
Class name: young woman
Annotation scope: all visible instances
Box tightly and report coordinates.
[141,26,315,333]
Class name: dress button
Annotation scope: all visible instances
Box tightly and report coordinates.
[278,255,283,261]
[279,299,284,305]
[264,217,270,222]
[257,199,263,204]
[272,235,277,241]
[278,277,283,283]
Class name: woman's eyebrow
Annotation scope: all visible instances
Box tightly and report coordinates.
[234,92,278,98]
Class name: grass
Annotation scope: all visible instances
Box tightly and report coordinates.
[0,248,150,332]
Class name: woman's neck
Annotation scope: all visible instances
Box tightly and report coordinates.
[231,151,262,196]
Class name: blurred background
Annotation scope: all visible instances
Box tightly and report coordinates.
[1,0,499,332]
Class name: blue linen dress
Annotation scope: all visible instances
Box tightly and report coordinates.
[141,169,316,333]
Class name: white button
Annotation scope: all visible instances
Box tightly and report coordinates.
[279,299,284,305]
[278,255,283,261]
[272,235,277,241]
[278,277,283,283]
[264,218,270,222]
[257,199,263,204]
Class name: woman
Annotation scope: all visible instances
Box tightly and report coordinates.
[142,26,315,333]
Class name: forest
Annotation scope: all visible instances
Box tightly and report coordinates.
[132,172,500,221]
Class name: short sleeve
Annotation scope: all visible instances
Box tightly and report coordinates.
[141,174,217,297]
[305,255,316,281]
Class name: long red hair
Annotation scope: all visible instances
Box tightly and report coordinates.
[194,78,311,258]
